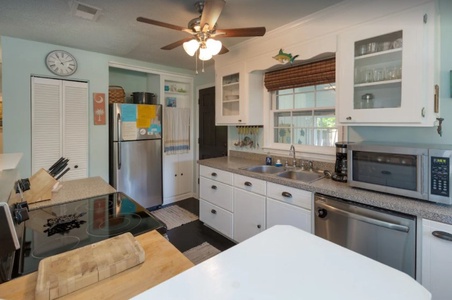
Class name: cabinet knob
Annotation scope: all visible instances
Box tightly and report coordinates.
[346,116,352,120]
[238,119,242,123]
[282,191,292,198]
[244,181,252,187]
[180,173,184,176]
[174,174,177,177]
[211,172,217,177]
[257,224,261,229]
[211,209,217,214]
[211,185,217,190]
[74,165,78,169]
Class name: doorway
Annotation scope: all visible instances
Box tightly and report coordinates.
[198,87,227,159]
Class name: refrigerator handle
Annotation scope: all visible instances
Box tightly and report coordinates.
[117,113,121,170]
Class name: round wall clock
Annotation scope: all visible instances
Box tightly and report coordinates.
[45,50,78,76]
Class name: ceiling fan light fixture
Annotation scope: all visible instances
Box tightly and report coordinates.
[183,39,200,56]
[206,38,222,55]
[199,47,213,61]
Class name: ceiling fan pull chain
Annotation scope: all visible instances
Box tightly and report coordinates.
[195,49,199,74]
[202,60,205,73]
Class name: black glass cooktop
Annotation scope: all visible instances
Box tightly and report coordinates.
[18,192,166,277]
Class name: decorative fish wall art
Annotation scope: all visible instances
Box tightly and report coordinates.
[273,49,299,64]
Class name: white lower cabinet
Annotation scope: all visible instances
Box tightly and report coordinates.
[199,166,234,239]
[233,188,266,243]
[266,198,311,233]
[422,219,452,300]
[266,182,312,233]
[200,200,233,239]
[199,166,313,242]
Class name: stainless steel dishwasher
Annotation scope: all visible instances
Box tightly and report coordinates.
[314,193,416,278]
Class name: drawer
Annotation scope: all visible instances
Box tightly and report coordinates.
[266,182,312,210]
[200,200,233,239]
[200,166,233,185]
[200,177,233,211]
[233,174,266,196]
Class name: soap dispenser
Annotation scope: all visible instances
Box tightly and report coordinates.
[265,153,272,165]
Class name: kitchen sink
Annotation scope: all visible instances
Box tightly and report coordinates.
[276,170,324,183]
[241,165,284,174]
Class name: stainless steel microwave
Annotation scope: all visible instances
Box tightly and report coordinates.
[348,142,452,205]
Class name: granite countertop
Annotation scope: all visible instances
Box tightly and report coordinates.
[28,176,116,210]
[198,156,452,225]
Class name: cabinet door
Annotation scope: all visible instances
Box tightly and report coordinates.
[215,63,246,125]
[422,219,452,300]
[233,188,266,243]
[337,3,436,125]
[31,77,62,175]
[267,197,311,233]
[62,80,88,180]
[200,200,233,239]
[31,77,88,180]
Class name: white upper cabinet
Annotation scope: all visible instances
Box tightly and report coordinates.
[215,62,263,125]
[337,2,438,126]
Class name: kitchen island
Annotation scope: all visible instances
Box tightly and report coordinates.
[133,225,430,300]
[0,230,194,299]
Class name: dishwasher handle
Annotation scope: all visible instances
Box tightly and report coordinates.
[316,201,410,233]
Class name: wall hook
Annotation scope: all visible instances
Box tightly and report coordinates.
[436,117,444,137]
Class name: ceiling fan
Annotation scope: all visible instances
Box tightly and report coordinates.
[137,0,266,60]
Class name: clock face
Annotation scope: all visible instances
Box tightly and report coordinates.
[45,50,78,76]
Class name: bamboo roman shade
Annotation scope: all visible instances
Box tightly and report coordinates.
[264,57,336,92]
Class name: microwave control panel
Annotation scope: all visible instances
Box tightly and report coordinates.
[430,157,450,197]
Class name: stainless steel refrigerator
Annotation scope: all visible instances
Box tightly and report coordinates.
[109,103,163,209]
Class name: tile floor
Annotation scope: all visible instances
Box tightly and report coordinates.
[158,198,236,253]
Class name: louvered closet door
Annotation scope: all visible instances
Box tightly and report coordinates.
[31,77,88,180]
[31,77,62,175]
[62,81,88,180]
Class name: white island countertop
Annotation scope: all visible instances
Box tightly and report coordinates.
[133,225,430,300]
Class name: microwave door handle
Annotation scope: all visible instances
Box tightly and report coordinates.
[316,202,410,233]
[117,113,121,170]
[421,154,428,196]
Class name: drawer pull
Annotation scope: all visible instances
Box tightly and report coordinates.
[282,191,292,198]
[244,181,252,187]
[211,185,217,190]
[211,172,217,177]
[211,209,217,214]
[432,230,452,242]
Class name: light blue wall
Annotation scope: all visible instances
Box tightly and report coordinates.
[348,0,452,145]
[1,36,194,180]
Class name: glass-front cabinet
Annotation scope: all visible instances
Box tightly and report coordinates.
[221,73,240,119]
[337,2,437,126]
[215,62,263,125]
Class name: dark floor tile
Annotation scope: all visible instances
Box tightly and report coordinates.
[162,198,236,253]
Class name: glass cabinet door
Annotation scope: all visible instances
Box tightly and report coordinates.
[221,73,240,117]
[353,31,402,110]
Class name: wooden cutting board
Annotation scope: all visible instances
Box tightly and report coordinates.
[35,232,145,300]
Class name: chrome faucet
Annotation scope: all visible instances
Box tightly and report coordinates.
[289,145,296,167]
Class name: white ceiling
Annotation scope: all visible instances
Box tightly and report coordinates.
[0,0,344,70]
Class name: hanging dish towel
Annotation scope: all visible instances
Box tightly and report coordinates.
[164,107,190,154]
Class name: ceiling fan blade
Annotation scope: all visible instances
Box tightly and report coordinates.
[215,27,266,37]
[137,17,190,32]
[200,0,225,31]
[219,45,229,55]
[161,37,195,50]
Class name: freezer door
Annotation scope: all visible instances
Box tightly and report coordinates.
[109,103,162,141]
[111,139,162,208]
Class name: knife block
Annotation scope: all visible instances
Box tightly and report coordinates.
[13,169,57,204]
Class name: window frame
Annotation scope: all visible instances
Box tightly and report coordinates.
[263,83,343,159]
